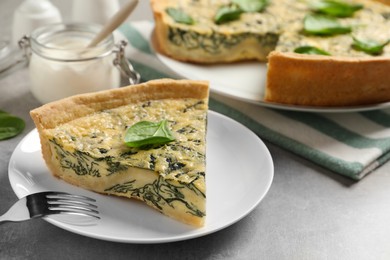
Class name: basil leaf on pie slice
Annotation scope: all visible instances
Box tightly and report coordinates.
[214,4,243,24]
[232,0,268,12]
[352,37,390,55]
[303,14,352,36]
[310,0,363,17]
[124,120,176,148]
[166,7,195,25]
[294,46,331,55]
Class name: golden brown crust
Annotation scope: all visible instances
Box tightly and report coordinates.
[373,0,390,5]
[265,51,390,106]
[150,0,169,57]
[30,79,209,130]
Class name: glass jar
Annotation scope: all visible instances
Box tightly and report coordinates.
[19,23,140,104]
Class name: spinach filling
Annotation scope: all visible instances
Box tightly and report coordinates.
[168,27,278,54]
[104,175,206,218]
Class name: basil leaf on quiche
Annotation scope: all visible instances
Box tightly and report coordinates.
[303,14,352,36]
[124,120,175,148]
[294,46,331,55]
[311,0,363,17]
[232,0,268,12]
[166,7,195,25]
[0,113,25,141]
[352,37,390,55]
[215,4,243,24]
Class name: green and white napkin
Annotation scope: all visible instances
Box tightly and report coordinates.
[119,21,390,180]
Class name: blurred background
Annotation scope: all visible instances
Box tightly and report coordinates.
[0,0,153,43]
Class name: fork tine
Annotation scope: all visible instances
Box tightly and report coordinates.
[43,192,100,217]
[48,204,99,215]
[48,209,101,220]
[0,191,100,224]
[44,192,96,202]
[47,198,98,209]
[44,192,100,220]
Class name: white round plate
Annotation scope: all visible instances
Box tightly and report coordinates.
[8,111,273,244]
[153,40,390,113]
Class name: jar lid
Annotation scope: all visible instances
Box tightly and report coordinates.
[30,23,115,61]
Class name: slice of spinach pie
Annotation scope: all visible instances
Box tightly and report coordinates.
[30,79,209,227]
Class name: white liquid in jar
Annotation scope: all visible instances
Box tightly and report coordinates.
[29,37,120,104]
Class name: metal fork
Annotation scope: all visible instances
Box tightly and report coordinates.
[0,191,100,224]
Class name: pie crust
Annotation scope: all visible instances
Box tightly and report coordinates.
[30,79,209,227]
[266,51,390,106]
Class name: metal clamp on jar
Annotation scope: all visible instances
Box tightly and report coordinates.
[19,23,140,104]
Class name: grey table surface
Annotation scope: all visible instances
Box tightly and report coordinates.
[1,1,390,260]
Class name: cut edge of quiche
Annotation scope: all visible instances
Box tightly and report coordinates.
[30,79,209,227]
[151,0,280,64]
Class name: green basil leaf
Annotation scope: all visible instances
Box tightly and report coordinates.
[311,0,363,18]
[124,120,175,148]
[166,7,195,25]
[231,0,268,12]
[352,37,390,55]
[294,46,331,55]
[215,4,243,24]
[303,14,351,36]
[0,115,25,140]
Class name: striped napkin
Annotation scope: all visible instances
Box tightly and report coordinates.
[119,21,390,180]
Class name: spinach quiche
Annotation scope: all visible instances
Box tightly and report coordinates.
[30,79,209,227]
[151,0,390,106]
